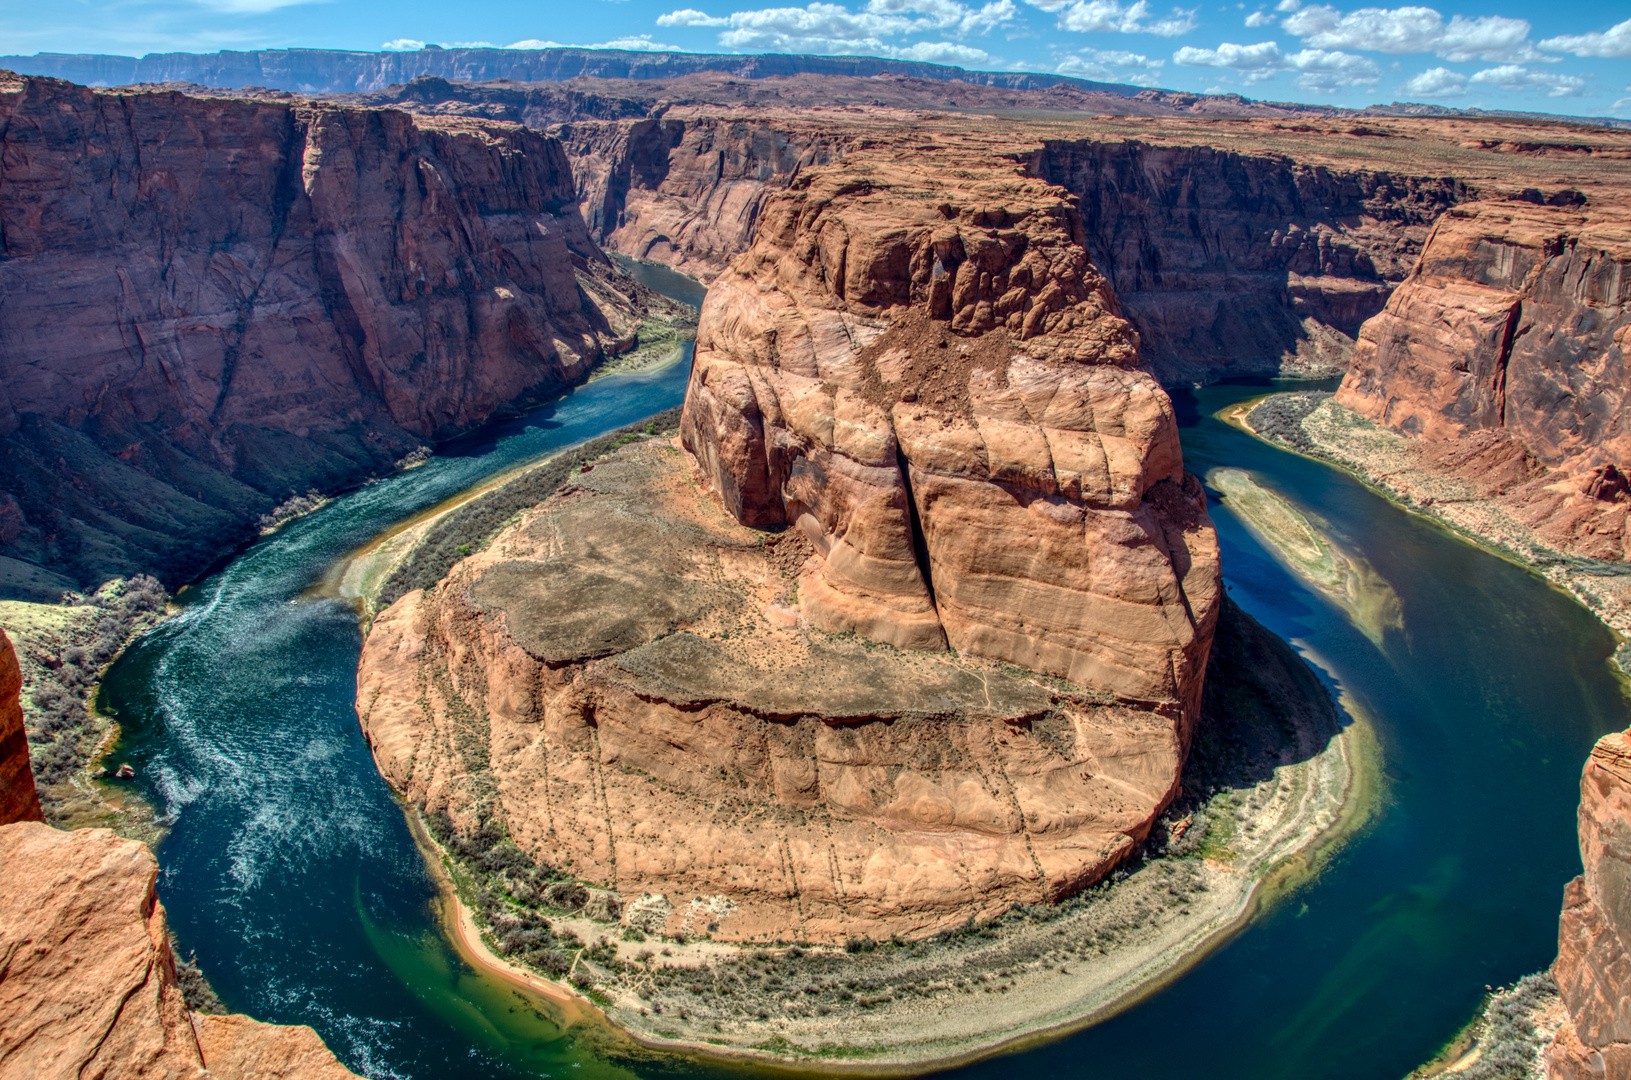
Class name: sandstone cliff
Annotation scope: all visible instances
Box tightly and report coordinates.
[359,440,1206,943]
[1027,139,1466,383]
[681,131,1221,714]
[1336,198,1631,562]
[0,72,682,592]
[0,629,43,825]
[0,820,359,1079]
[556,111,844,282]
[1549,730,1631,1080]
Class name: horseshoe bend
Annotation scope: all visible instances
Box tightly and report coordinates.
[357,134,1226,948]
[4,43,1631,1080]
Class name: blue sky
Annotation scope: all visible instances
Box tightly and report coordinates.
[4,0,1630,115]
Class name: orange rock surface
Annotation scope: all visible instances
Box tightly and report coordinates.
[1549,730,1631,1080]
[359,441,1203,943]
[0,820,358,1080]
[1337,198,1631,562]
[680,134,1219,712]
[0,629,42,826]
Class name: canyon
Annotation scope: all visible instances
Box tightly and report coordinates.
[0,71,687,595]
[4,60,1631,1077]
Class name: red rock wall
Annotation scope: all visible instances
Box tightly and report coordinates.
[0,820,359,1078]
[1336,199,1631,560]
[0,73,660,589]
[0,630,43,826]
[1549,730,1631,1080]
[556,111,846,282]
[679,134,1220,724]
[1027,139,1466,384]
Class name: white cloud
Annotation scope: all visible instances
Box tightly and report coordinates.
[1274,0,1299,9]
[1539,17,1631,59]
[1173,38,1377,90]
[1399,64,1464,95]
[506,38,568,48]
[1053,45,1165,82]
[1025,0,1198,36]
[1468,63,1584,98]
[1245,10,1273,27]
[1283,5,1542,63]
[192,0,316,10]
[657,7,731,25]
[382,38,426,50]
[657,0,1015,58]
[590,35,688,49]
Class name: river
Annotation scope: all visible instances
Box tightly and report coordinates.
[98,274,1627,1078]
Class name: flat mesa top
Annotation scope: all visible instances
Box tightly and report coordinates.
[465,440,1057,722]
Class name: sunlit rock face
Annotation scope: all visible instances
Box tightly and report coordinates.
[1550,731,1631,1080]
[1337,199,1631,564]
[0,820,360,1079]
[680,133,1220,717]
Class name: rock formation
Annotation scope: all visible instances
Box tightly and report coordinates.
[0,820,359,1079]
[681,132,1221,709]
[360,440,1208,943]
[1026,139,1466,382]
[1336,198,1631,561]
[1549,730,1631,1080]
[358,128,1222,944]
[0,629,43,825]
[0,71,684,590]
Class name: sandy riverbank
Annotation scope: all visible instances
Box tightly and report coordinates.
[1231,394,1631,656]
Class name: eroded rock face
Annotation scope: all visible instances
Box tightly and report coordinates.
[0,821,358,1080]
[1336,199,1631,562]
[0,629,43,825]
[556,112,846,282]
[1549,731,1631,1080]
[1027,139,1466,383]
[680,138,1220,714]
[359,443,1199,943]
[0,72,678,589]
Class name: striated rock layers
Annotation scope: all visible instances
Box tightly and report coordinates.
[1336,199,1631,562]
[0,71,680,590]
[557,110,845,282]
[0,820,359,1079]
[1027,139,1465,383]
[681,136,1220,712]
[1549,730,1631,1080]
[0,629,43,825]
[360,441,1209,943]
[356,133,1220,945]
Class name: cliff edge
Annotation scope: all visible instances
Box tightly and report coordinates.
[1550,730,1631,1080]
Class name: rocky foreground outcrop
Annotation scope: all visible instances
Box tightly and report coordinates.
[0,71,684,592]
[0,629,43,825]
[1336,198,1631,562]
[1549,731,1631,1080]
[0,821,358,1079]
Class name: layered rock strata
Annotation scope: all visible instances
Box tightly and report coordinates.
[1549,730,1631,1080]
[680,137,1221,714]
[1027,140,1466,382]
[1336,199,1631,562]
[0,820,358,1079]
[0,629,43,825]
[0,71,683,590]
[359,441,1205,942]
